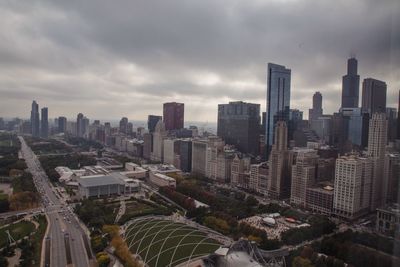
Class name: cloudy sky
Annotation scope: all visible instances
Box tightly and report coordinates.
[0,0,399,122]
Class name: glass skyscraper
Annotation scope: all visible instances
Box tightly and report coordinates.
[341,57,360,108]
[265,63,291,158]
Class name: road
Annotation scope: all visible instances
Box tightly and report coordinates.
[19,136,91,267]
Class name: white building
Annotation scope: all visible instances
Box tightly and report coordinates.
[290,148,319,207]
[163,139,177,165]
[333,155,372,220]
[151,121,167,162]
[149,172,176,188]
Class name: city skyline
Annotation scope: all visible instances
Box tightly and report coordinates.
[0,0,399,122]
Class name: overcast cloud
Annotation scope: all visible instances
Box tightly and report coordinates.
[0,0,399,122]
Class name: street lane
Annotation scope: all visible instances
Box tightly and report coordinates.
[19,136,90,267]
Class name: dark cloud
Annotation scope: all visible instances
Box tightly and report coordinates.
[0,0,398,122]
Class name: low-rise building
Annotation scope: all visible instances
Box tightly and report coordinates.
[306,184,334,215]
[77,171,140,198]
[149,172,176,188]
[376,204,400,236]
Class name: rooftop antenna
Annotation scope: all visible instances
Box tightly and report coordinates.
[350,51,356,59]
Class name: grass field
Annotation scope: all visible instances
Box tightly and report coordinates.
[0,220,35,248]
[125,219,220,267]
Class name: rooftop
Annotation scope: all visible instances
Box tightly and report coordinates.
[78,173,125,187]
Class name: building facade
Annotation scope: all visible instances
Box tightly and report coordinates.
[163,102,184,131]
[30,100,40,137]
[40,107,48,138]
[191,139,207,176]
[341,57,360,109]
[148,115,162,133]
[290,148,319,207]
[333,155,372,220]
[266,63,291,157]
[361,78,387,115]
[368,112,388,210]
[217,101,260,155]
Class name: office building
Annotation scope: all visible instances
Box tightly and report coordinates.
[163,139,179,166]
[310,115,332,144]
[58,116,67,133]
[333,155,372,220]
[290,148,319,207]
[249,162,269,194]
[340,107,370,148]
[216,150,235,183]
[143,133,152,160]
[191,139,207,176]
[384,153,400,204]
[151,120,167,162]
[266,63,291,157]
[30,100,40,137]
[217,101,260,155]
[398,90,400,140]
[40,107,48,138]
[306,184,334,215]
[268,121,290,199]
[163,102,184,131]
[180,139,192,172]
[368,113,388,210]
[206,136,225,180]
[362,78,387,115]
[341,57,360,108]
[309,92,323,122]
[119,117,128,134]
[82,117,90,139]
[76,113,84,137]
[231,154,251,188]
[148,115,162,133]
[386,108,398,142]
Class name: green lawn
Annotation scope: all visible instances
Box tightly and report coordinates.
[31,215,48,266]
[125,219,220,267]
[119,201,171,224]
[0,220,35,248]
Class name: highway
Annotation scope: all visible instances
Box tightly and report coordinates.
[18,136,92,267]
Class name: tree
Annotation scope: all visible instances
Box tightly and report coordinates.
[292,256,314,267]
[96,252,111,267]
[245,195,259,207]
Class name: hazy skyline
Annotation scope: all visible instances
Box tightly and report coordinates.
[0,0,399,122]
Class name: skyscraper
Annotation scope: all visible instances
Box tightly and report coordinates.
[163,102,184,131]
[76,113,84,137]
[267,121,290,199]
[290,148,319,207]
[40,107,48,138]
[151,120,167,162]
[397,90,400,140]
[119,117,128,134]
[217,101,260,155]
[361,78,387,115]
[266,63,291,158]
[148,115,162,133]
[368,113,388,210]
[333,155,372,220]
[341,57,360,109]
[309,92,323,121]
[30,101,40,137]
